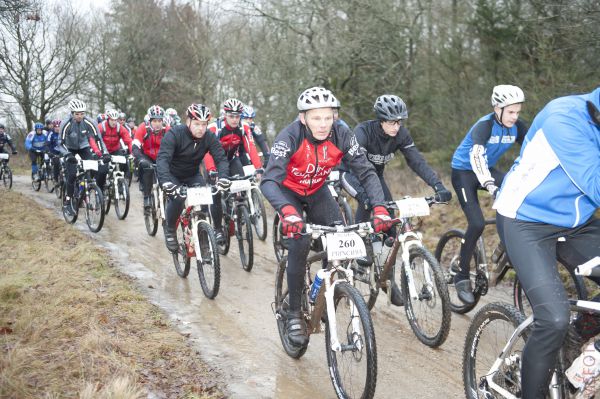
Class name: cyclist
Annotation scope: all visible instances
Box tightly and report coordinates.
[44,119,55,135]
[204,98,263,239]
[333,98,351,130]
[340,94,452,306]
[157,104,230,252]
[132,105,170,213]
[60,99,111,216]
[0,124,18,156]
[25,122,50,181]
[165,108,181,126]
[261,87,393,347]
[47,119,63,185]
[126,117,136,136]
[450,85,527,304]
[494,87,600,398]
[117,112,132,137]
[241,105,270,167]
[98,109,133,180]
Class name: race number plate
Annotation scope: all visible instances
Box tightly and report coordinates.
[243,165,256,176]
[230,179,251,193]
[0,153,9,160]
[395,197,430,218]
[81,160,99,171]
[326,232,367,261]
[186,186,213,206]
[111,155,127,164]
[328,170,340,181]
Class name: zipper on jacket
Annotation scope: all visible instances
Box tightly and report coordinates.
[308,143,319,190]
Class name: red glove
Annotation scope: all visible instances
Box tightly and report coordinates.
[280,205,303,237]
[373,206,392,233]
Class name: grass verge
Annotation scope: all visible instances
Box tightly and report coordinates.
[0,189,224,398]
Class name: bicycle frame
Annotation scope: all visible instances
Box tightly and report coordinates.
[150,168,166,222]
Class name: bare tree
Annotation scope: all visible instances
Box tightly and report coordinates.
[0,2,98,129]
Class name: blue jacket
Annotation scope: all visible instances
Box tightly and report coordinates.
[451,113,527,170]
[46,130,61,155]
[25,131,49,152]
[495,87,600,227]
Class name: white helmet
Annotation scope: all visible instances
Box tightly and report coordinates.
[165,107,178,117]
[68,99,87,113]
[297,87,338,111]
[491,85,525,108]
[106,109,120,120]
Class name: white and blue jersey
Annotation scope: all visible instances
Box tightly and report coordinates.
[25,131,49,152]
[495,87,600,228]
[451,113,527,171]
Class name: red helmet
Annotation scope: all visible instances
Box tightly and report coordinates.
[147,105,165,120]
[222,98,243,114]
[186,103,211,121]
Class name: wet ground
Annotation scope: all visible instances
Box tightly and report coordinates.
[13,176,515,399]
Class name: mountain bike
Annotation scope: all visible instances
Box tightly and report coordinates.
[213,174,254,271]
[31,150,46,191]
[463,257,600,399]
[0,153,13,189]
[54,158,65,199]
[144,165,166,236]
[241,165,268,241]
[435,219,587,315]
[172,184,221,299]
[62,157,105,233]
[273,222,377,399]
[353,197,451,348]
[42,153,56,193]
[271,171,353,263]
[103,154,130,220]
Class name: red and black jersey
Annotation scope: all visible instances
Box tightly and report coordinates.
[260,120,385,212]
[204,121,261,171]
[98,121,133,153]
[132,122,170,161]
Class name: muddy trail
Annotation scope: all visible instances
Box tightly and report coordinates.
[12,175,515,399]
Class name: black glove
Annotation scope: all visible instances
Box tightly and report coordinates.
[217,178,231,189]
[162,182,179,197]
[138,159,153,169]
[64,153,77,164]
[11,151,17,155]
[434,182,452,202]
[102,153,112,164]
[208,170,219,184]
[255,168,264,175]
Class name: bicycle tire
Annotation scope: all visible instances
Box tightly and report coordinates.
[114,177,130,220]
[217,196,231,255]
[401,246,451,347]
[43,165,52,193]
[2,166,12,189]
[463,302,527,399]
[237,205,254,271]
[62,183,78,224]
[196,221,221,299]
[104,186,112,215]
[273,214,286,263]
[274,256,309,359]
[32,177,41,191]
[435,229,481,314]
[173,217,191,277]
[54,171,63,198]
[85,185,105,233]
[250,188,268,241]
[325,282,377,399]
[144,195,159,236]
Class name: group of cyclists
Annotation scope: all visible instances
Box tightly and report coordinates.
[2,84,599,399]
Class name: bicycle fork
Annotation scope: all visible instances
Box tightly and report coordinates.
[401,236,435,301]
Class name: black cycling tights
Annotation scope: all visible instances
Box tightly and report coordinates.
[497,214,600,398]
[451,168,505,281]
[281,185,342,312]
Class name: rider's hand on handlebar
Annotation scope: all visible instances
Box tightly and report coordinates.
[484,182,499,198]
[373,206,393,233]
[217,178,231,189]
[434,182,452,202]
[280,205,303,237]
[162,182,180,197]
[102,153,112,164]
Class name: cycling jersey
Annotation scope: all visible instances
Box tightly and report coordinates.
[25,131,49,152]
[203,121,261,171]
[261,120,385,212]
[98,121,132,153]
[0,132,16,153]
[60,116,105,156]
[132,122,169,161]
[46,130,61,155]
[495,87,600,228]
[350,119,441,187]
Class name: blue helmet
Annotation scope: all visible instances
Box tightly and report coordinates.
[34,122,44,130]
[242,105,256,119]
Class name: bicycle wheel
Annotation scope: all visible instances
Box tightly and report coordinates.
[237,205,254,271]
[217,197,231,255]
[103,186,112,215]
[196,221,220,299]
[173,217,191,277]
[340,198,354,225]
[273,213,287,263]
[2,166,12,189]
[274,256,309,358]
[401,246,451,347]
[43,165,52,192]
[32,175,41,191]
[463,302,527,399]
[144,195,159,236]
[250,188,268,241]
[62,184,78,224]
[85,185,105,233]
[54,171,63,198]
[114,177,130,220]
[325,282,377,399]
[513,261,588,317]
[435,229,481,314]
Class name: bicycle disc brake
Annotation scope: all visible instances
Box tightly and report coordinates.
[474,271,489,296]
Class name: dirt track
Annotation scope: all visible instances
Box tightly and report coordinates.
[13,176,515,399]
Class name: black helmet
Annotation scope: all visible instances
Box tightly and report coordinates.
[374,95,408,120]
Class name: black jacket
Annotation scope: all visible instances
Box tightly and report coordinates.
[157,124,229,184]
[351,120,441,188]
